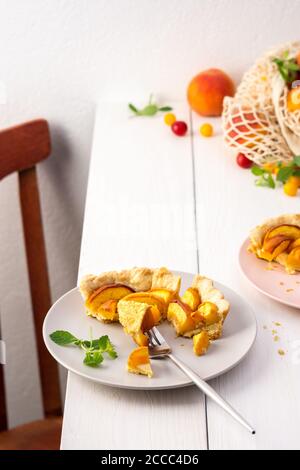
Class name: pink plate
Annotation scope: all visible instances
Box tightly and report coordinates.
[239,238,300,309]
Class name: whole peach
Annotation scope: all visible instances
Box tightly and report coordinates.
[187,68,235,116]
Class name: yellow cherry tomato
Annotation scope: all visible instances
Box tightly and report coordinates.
[164,113,176,126]
[263,163,276,173]
[289,175,300,188]
[283,180,298,197]
[199,123,213,137]
[287,87,300,112]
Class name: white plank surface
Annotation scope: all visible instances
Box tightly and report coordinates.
[61,102,300,450]
[61,103,207,450]
[191,114,300,450]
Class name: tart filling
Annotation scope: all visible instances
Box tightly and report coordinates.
[249,214,300,274]
[79,267,230,376]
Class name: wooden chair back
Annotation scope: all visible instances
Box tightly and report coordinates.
[0,120,61,431]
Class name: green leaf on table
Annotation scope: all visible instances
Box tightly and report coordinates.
[276,165,294,183]
[140,104,159,116]
[255,173,275,189]
[50,330,79,346]
[158,106,173,112]
[128,103,138,114]
[251,166,265,176]
[128,98,173,117]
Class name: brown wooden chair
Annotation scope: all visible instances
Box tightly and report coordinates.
[0,120,62,450]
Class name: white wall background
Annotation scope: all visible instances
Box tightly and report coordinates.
[0,0,299,427]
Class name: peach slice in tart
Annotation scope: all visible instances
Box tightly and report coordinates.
[167,276,229,342]
[190,275,230,340]
[167,299,201,337]
[249,214,300,274]
[85,284,134,321]
[181,287,201,311]
[193,331,210,356]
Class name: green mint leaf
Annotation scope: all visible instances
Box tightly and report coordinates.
[158,106,173,112]
[82,335,118,359]
[273,56,300,84]
[293,169,300,177]
[293,155,300,166]
[251,166,265,176]
[286,62,300,71]
[128,103,139,114]
[276,166,294,183]
[267,174,276,189]
[98,335,118,359]
[255,173,275,189]
[140,104,158,116]
[81,339,99,349]
[50,330,79,346]
[83,351,104,367]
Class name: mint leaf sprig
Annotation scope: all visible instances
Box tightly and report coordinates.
[251,165,276,189]
[129,94,172,117]
[50,330,117,368]
[251,155,300,190]
[276,156,300,183]
[272,51,300,85]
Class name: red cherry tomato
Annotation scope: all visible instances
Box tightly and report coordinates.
[236,153,252,169]
[171,121,188,136]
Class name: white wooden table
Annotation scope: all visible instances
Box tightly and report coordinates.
[61,102,300,450]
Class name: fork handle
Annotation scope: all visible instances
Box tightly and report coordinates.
[167,353,255,435]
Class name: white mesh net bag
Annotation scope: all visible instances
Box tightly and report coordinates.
[222,42,300,165]
[270,42,300,156]
[222,98,292,164]
[278,86,300,139]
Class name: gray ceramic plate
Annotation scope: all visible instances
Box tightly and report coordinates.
[43,271,257,390]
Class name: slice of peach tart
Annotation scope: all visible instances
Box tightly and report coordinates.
[127,346,153,378]
[249,214,300,274]
[79,267,230,377]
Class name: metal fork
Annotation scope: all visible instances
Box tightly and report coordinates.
[146,327,255,435]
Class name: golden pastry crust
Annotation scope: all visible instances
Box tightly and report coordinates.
[249,214,300,249]
[117,267,154,292]
[80,266,180,300]
[80,271,117,299]
[151,267,181,293]
[79,267,154,299]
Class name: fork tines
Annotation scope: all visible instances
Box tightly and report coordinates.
[146,328,171,357]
